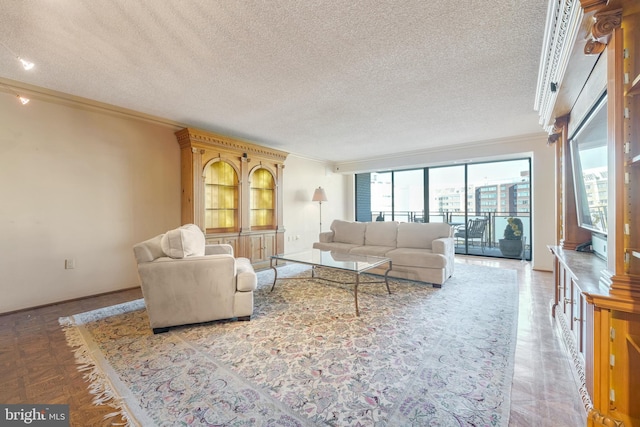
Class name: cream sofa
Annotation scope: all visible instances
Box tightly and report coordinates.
[133,224,257,333]
[313,220,454,287]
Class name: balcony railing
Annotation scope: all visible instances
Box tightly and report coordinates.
[370,210,531,260]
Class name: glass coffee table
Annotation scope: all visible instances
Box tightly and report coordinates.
[270,249,392,316]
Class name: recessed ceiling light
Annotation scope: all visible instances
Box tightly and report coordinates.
[18,57,35,70]
[0,41,35,71]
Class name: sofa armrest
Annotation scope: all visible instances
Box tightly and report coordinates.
[319,231,335,243]
[138,255,236,298]
[205,244,234,256]
[432,237,454,255]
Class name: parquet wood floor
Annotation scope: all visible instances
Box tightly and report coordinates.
[0,257,585,426]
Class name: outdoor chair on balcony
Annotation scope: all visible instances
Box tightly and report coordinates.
[454,218,488,252]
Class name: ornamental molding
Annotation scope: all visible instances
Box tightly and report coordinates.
[584,8,623,55]
[535,0,615,133]
[555,309,593,413]
[175,127,288,163]
[547,115,569,144]
[535,0,583,132]
[552,115,569,134]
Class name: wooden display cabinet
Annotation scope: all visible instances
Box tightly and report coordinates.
[175,127,287,267]
[540,1,640,425]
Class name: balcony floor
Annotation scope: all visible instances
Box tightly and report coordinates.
[455,243,531,260]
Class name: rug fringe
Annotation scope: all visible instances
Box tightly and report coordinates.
[59,316,139,427]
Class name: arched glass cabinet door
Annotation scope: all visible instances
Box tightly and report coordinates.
[204,160,239,233]
[250,167,275,230]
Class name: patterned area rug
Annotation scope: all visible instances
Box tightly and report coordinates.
[60,262,518,426]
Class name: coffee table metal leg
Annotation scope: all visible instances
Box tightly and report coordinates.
[384,261,392,294]
[354,273,360,316]
[270,258,278,292]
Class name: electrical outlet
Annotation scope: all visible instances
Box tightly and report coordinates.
[65,259,75,269]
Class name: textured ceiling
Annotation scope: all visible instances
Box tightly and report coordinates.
[0,1,548,162]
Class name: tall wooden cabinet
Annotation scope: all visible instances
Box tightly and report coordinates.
[175,127,288,266]
[538,1,640,426]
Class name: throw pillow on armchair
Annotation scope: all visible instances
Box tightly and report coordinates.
[160,224,205,258]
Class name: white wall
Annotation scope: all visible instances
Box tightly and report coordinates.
[333,133,556,271]
[281,155,350,253]
[0,92,182,313]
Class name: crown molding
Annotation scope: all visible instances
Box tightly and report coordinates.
[332,133,546,174]
[534,0,584,133]
[0,76,185,129]
[175,127,288,163]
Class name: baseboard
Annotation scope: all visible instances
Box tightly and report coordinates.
[0,286,141,316]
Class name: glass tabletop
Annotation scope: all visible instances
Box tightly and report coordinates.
[271,249,390,273]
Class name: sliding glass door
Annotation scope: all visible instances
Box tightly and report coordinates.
[465,160,530,259]
[370,172,392,221]
[427,165,465,224]
[394,169,424,222]
[369,170,424,222]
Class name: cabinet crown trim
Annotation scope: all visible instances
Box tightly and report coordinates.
[175,127,288,163]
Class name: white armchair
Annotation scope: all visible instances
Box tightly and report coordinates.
[132,225,257,333]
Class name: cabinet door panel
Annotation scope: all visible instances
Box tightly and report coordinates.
[264,234,275,259]
[250,235,264,262]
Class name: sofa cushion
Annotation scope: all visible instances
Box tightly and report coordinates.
[313,241,361,253]
[364,221,398,247]
[396,222,452,249]
[161,224,205,259]
[331,220,366,245]
[349,245,394,257]
[386,248,447,269]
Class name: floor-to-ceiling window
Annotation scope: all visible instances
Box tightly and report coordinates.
[393,169,424,222]
[427,165,465,224]
[355,159,531,260]
[370,172,392,221]
[367,169,424,222]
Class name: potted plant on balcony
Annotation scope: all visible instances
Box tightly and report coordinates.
[499,217,523,257]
